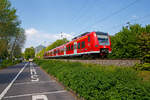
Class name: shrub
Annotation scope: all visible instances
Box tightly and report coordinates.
[142,63,150,70]
[134,63,150,71]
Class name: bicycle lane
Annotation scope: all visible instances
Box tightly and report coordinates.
[0,62,27,100]
[2,62,76,100]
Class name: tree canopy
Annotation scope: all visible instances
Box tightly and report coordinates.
[36,38,69,58]
[0,0,26,60]
[108,24,150,62]
[24,47,35,60]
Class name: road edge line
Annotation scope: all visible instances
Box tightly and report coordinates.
[0,63,28,100]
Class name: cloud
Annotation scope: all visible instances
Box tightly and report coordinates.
[24,28,74,51]
[54,32,73,40]
[131,15,138,19]
[25,28,38,36]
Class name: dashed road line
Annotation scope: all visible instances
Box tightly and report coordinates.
[0,63,28,100]
[14,81,55,85]
[3,90,67,99]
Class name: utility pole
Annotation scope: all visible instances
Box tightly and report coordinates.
[126,22,130,29]
[60,32,64,39]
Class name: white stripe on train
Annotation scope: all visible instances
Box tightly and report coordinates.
[45,51,100,58]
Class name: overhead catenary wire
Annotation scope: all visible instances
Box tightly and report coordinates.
[72,0,90,24]
[109,13,150,31]
[75,0,100,26]
[79,0,140,34]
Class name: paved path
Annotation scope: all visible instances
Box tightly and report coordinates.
[0,62,76,100]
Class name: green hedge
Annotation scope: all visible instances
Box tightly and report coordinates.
[35,59,150,100]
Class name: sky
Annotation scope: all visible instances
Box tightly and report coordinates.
[10,0,150,51]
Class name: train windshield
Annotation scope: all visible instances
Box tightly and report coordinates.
[96,32,109,45]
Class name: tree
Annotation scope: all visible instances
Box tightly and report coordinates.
[36,38,69,58]
[138,25,150,63]
[24,47,35,60]
[0,0,26,60]
[46,38,68,51]
[10,28,26,60]
[108,24,149,59]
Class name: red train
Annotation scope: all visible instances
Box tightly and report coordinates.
[44,31,111,58]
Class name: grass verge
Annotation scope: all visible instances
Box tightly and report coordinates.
[35,59,150,100]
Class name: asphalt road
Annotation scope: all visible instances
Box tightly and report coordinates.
[0,62,76,100]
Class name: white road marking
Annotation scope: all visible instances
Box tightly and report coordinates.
[4,90,67,99]
[14,81,55,85]
[30,62,39,82]
[31,75,39,82]
[32,95,48,100]
[0,63,28,100]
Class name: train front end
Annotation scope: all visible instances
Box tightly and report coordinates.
[94,32,111,56]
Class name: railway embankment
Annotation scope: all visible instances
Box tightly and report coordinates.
[56,59,140,67]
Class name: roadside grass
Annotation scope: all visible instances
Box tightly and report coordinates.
[35,59,150,100]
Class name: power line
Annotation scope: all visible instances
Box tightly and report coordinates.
[109,13,150,30]
[72,0,90,24]
[79,0,140,34]
[75,0,100,26]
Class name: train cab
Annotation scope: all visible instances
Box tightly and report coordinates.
[93,32,111,55]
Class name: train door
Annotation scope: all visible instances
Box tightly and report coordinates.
[56,49,58,56]
[64,46,66,55]
[74,42,77,54]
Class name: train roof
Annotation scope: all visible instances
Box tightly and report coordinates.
[72,32,90,40]
[96,31,108,35]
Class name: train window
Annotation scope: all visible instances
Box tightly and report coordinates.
[81,41,85,48]
[69,45,70,51]
[71,45,73,50]
[78,42,80,49]
[88,36,90,42]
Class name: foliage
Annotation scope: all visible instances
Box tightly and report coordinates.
[108,24,150,62]
[138,26,150,63]
[0,59,21,69]
[0,0,26,60]
[36,38,69,58]
[109,24,142,58]
[46,38,68,51]
[134,63,150,71]
[35,59,150,100]
[24,47,35,60]
[36,49,45,58]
